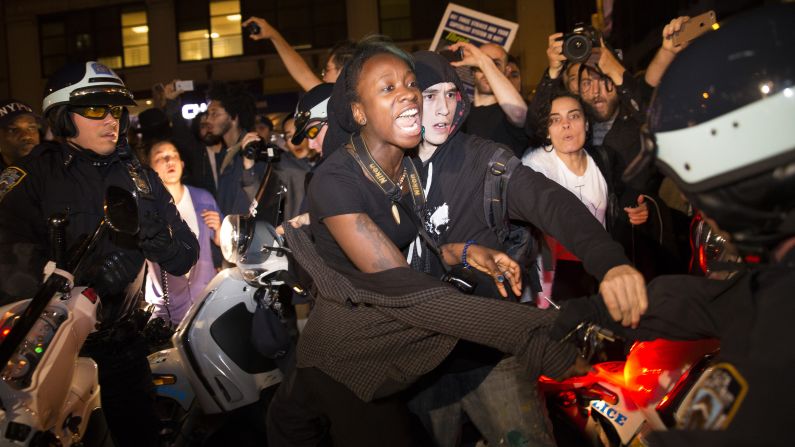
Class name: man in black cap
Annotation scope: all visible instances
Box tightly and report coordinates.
[0,99,41,170]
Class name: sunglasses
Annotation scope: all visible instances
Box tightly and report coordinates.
[70,105,125,120]
[305,121,327,140]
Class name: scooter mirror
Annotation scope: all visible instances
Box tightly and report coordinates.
[104,186,139,235]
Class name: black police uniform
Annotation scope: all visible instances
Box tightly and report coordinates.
[0,140,199,446]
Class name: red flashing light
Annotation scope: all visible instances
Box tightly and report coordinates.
[744,254,761,264]
[1,328,9,337]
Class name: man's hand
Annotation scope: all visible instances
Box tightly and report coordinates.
[624,195,649,226]
[598,265,647,328]
[201,210,222,246]
[275,213,310,235]
[240,132,261,170]
[596,39,626,86]
[448,42,495,72]
[241,16,278,41]
[163,79,188,100]
[546,32,567,79]
[138,211,177,264]
[663,16,691,54]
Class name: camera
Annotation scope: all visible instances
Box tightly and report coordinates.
[243,139,281,163]
[243,21,261,37]
[441,265,477,294]
[562,23,601,63]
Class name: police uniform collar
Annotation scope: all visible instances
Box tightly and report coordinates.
[65,141,119,167]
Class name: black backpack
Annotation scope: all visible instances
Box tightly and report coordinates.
[483,147,542,294]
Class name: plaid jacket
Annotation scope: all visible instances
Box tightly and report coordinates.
[284,225,578,402]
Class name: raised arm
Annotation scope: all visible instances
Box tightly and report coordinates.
[645,16,691,87]
[449,42,527,127]
[242,16,322,91]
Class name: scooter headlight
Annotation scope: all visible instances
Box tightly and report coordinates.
[219,214,254,264]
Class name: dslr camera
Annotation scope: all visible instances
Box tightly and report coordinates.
[243,139,281,163]
[562,23,601,63]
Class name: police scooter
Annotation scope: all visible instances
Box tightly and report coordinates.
[0,186,138,446]
[148,144,299,445]
[540,226,740,446]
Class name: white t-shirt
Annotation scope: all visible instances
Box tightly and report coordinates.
[523,148,608,227]
[176,186,200,238]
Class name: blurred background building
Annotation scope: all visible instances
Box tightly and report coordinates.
[0,0,764,117]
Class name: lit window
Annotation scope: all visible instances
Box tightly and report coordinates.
[210,0,242,58]
[179,29,211,61]
[122,10,150,67]
[178,0,241,61]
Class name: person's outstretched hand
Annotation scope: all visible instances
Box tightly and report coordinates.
[599,264,647,328]
[242,16,278,41]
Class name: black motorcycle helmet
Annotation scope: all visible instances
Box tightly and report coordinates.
[625,4,795,255]
[42,61,136,138]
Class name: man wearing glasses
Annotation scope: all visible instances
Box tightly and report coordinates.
[0,99,41,171]
[0,61,198,446]
[290,83,333,157]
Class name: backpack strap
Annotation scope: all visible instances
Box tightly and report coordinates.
[484,147,521,244]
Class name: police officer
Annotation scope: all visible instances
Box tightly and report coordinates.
[0,61,198,446]
[555,4,795,445]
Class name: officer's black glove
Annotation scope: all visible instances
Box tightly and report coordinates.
[81,251,141,298]
[138,211,180,264]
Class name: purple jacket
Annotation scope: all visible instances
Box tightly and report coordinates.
[145,185,221,324]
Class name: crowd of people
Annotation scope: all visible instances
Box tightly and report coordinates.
[0,3,793,446]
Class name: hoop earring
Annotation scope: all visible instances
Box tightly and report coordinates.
[421,126,425,137]
[544,144,554,153]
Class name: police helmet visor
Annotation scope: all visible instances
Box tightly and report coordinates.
[70,105,125,120]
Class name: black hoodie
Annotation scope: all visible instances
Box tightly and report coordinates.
[411,51,630,282]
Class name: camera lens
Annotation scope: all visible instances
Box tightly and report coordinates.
[563,35,592,63]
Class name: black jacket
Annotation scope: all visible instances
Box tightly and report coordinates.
[412,51,631,283]
[0,141,198,327]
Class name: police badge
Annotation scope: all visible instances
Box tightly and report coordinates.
[0,167,27,202]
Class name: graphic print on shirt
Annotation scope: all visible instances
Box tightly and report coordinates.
[423,202,450,239]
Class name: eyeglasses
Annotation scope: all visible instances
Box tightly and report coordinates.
[70,105,124,120]
[306,121,327,140]
[579,75,614,93]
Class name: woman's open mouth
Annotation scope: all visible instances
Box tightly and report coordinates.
[395,107,420,135]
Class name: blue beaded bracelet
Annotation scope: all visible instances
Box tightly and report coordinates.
[461,239,476,269]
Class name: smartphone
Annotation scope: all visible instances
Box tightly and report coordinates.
[438,48,463,63]
[175,80,194,92]
[672,10,717,46]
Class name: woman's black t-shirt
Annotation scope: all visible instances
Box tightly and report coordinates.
[308,146,418,275]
